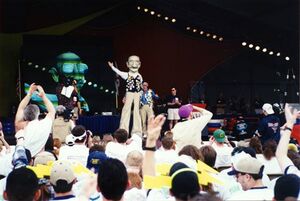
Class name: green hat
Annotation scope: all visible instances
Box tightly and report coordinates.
[213,129,226,142]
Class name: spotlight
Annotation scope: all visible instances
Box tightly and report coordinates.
[164,16,169,20]
[242,42,247,46]
[88,82,92,86]
[83,80,87,83]
[93,84,98,88]
[150,11,155,15]
[42,67,46,71]
[276,52,280,56]
[193,29,197,33]
[137,6,141,10]
[105,89,109,93]
[144,8,148,12]
[255,46,260,50]
[34,65,39,68]
[206,33,210,37]
[171,18,176,23]
[219,37,223,41]
[111,91,115,94]
[28,62,32,66]
[200,31,204,35]
[285,56,290,61]
[157,14,161,17]
[212,35,217,39]
[100,86,104,90]
[186,27,191,30]
[248,44,253,48]
[262,48,267,52]
[269,51,274,55]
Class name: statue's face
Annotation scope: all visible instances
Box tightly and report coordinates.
[61,62,88,90]
[126,55,141,73]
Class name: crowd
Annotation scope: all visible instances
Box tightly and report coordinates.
[0,80,300,201]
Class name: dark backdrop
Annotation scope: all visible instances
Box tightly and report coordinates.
[21,35,116,114]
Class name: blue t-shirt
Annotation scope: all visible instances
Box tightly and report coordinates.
[258,114,280,144]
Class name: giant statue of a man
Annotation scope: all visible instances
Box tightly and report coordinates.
[108,55,143,135]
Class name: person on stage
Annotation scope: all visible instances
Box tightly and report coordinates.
[166,87,182,129]
[108,55,143,135]
[139,81,159,137]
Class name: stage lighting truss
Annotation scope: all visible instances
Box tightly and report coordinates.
[136,5,223,42]
[241,41,290,62]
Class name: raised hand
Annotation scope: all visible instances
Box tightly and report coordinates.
[28,83,37,95]
[284,103,300,127]
[36,85,46,98]
[147,114,166,143]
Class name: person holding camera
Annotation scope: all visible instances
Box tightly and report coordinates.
[52,105,75,144]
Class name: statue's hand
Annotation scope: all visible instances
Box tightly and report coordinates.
[48,67,59,82]
[108,61,114,68]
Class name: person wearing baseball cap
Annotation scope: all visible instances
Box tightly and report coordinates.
[50,160,77,200]
[227,156,273,200]
[209,129,233,169]
[172,104,213,151]
[256,103,281,145]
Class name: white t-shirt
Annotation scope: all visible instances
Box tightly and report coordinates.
[124,188,147,201]
[256,154,282,175]
[211,144,233,168]
[155,149,178,164]
[105,134,142,163]
[23,117,53,156]
[227,187,274,201]
[58,144,89,166]
[146,188,175,201]
[214,168,243,200]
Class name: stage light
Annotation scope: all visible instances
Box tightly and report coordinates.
[193,29,197,33]
[206,33,210,37]
[157,14,161,17]
[144,8,148,12]
[150,11,155,15]
[276,52,280,56]
[285,56,290,61]
[248,44,253,48]
[42,67,46,71]
[83,80,87,83]
[171,18,176,23]
[200,31,204,35]
[93,84,97,88]
[242,42,247,46]
[28,62,32,66]
[212,35,217,39]
[88,82,92,86]
[35,65,39,68]
[111,91,115,94]
[105,89,109,93]
[219,37,223,41]
[255,46,260,50]
[100,86,104,90]
[137,6,141,10]
[186,27,191,30]
[269,51,274,55]
[164,16,169,20]
[262,48,267,52]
